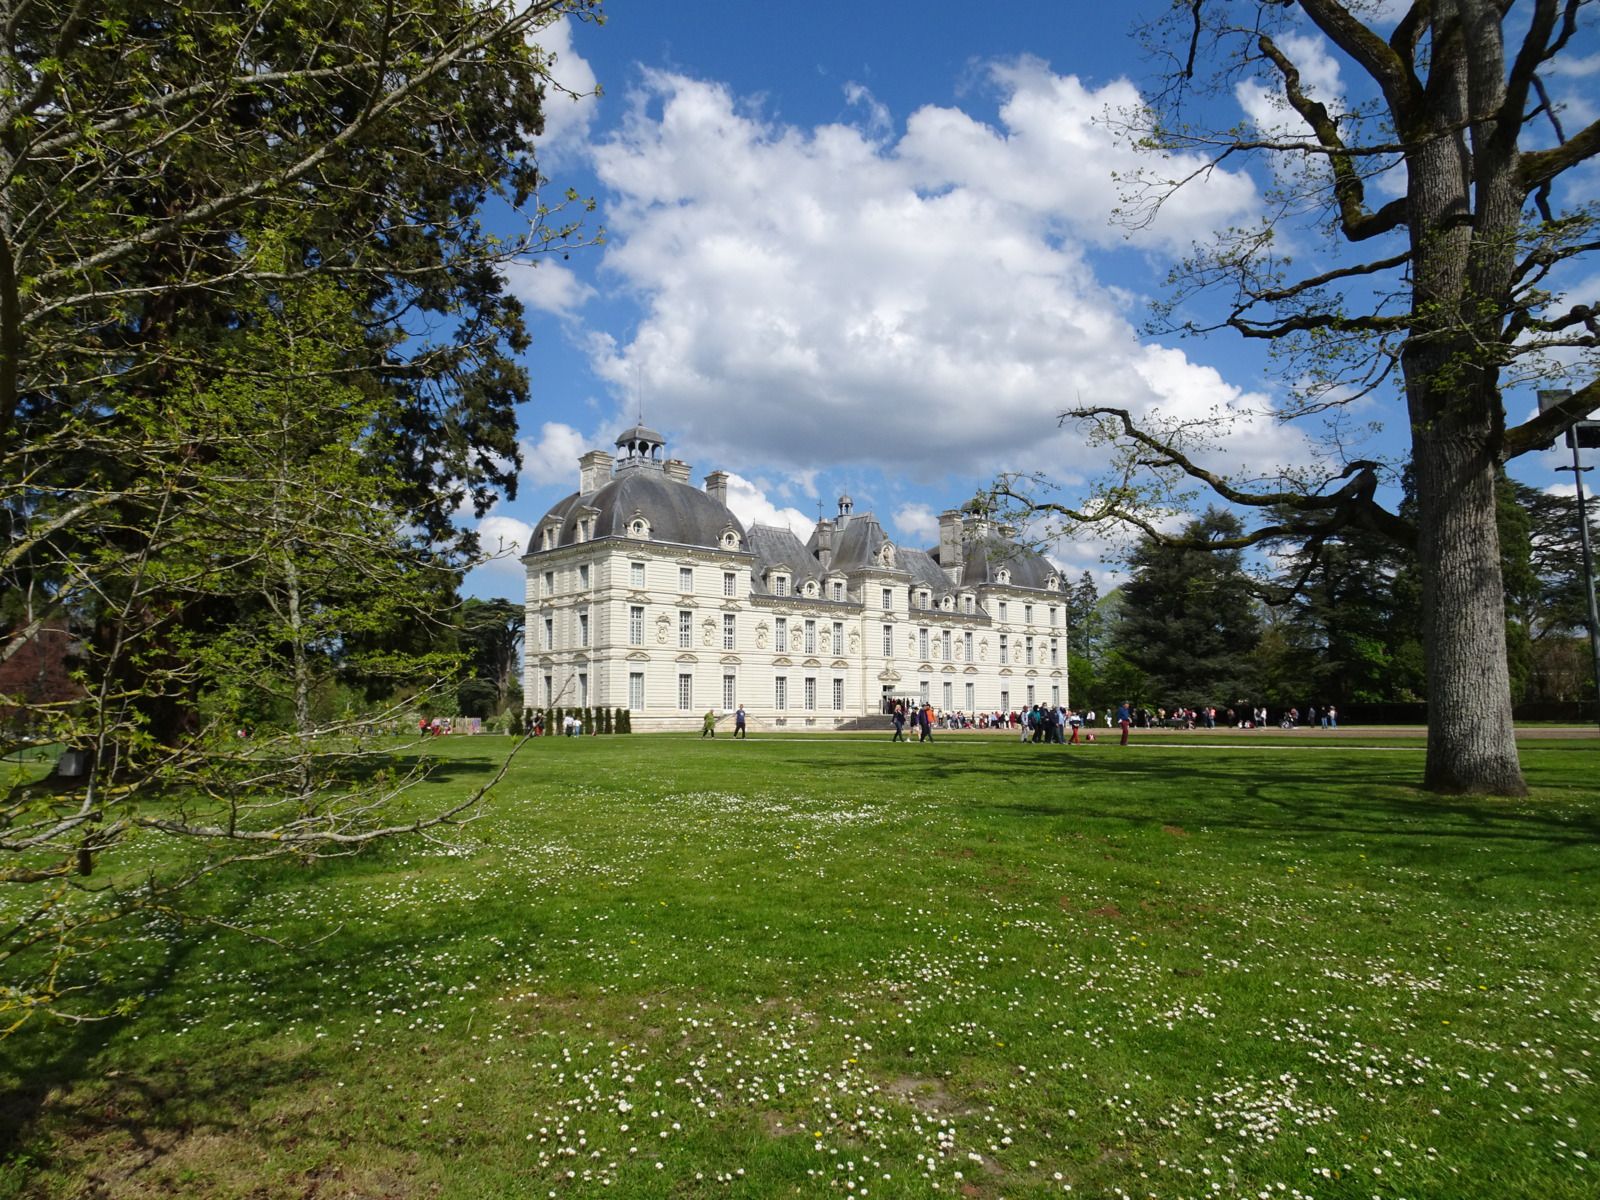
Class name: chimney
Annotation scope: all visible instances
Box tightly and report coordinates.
[579,449,613,494]
[814,518,834,571]
[704,470,730,507]
[664,458,692,484]
[938,510,964,584]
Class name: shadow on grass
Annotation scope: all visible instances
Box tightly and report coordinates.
[833,745,1600,850]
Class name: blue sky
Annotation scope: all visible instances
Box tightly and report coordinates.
[464,1,1600,599]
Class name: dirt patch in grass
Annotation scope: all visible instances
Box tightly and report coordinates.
[881,1075,977,1118]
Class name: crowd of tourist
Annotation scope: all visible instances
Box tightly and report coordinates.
[888,702,1341,738]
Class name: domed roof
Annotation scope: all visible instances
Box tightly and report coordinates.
[959,537,1057,590]
[537,468,748,552]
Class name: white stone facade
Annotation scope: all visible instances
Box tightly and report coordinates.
[522,429,1067,730]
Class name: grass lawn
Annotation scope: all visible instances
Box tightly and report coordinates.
[3,731,1597,1198]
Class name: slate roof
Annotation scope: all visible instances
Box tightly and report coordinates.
[746,525,823,595]
[537,468,746,552]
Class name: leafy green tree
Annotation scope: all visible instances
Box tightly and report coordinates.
[1111,509,1262,707]
[0,1,591,1033]
[1267,520,1422,705]
[1001,2,1599,793]
[457,598,526,716]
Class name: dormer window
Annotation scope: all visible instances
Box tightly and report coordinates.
[939,595,954,611]
[803,580,819,598]
[917,589,930,609]
[996,568,1012,586]
[1045,574,1060,591]
[628,517,651,539]
[831,580,845,602]
[721,528,742,550]
[774,574,790,596]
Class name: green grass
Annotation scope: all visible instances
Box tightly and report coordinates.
[3,732,1598,1198]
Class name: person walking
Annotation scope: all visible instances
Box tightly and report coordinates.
[734,705,747,738]
[1117,701,1132,746]
[701,709,717,738]
[918,703,935,743]
[891,704,906,742]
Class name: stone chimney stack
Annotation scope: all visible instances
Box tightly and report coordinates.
[704,470,730,508]
[664,458,692,484]
[579,449,613,494]
[938,510,965,584]
[814,518,835,571]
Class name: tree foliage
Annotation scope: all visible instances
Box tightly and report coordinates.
[1000,0,1600,794]
[0,0,595,1034]
[1111,509,1262,706]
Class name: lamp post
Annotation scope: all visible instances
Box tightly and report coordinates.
[1539,389,1600,730]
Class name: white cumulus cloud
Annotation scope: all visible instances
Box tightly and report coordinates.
[893,503,939,544]
[522,422,591,489]
[475,514,533,579]
[723,472,816,538]
[581,62,1297,491]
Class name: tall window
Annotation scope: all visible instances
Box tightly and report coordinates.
[543,674,553,705]
[578,609,590,648]
[804,619,816,654]
[544,570,554,596]
[1000,689,1009,713]
[919,680,929,704]
[723,571,737,597]
[775,616,787,650]
[678,673,693,710]
[1025,636,1034,665]
[680,567,694,592]
[679,610,692,649]
[941,630,951,660]
[943,681,952,710]
[543,616,554,650]
[998,602,1008,622]
[918,628,929,659]
[832,621,844,655]
[832,581,845,601]
[965,682,974,710]
[579,564,590,589]
[1052,684,1060,706]
[882,624,894,656]
[723,613,736,649]
[774,574,789,596]
[964,595,974,614]
[775,677,788,710]
[881,587,893,610]
[578,672,588,706]
[1050,637,1059,666]
[999,634,1009,664]
[917,589,929,609]
[1027,684,1036,706]
[832,678,844,710]
[629,606,644,645]
[1024,604,1033,626]
[964,631,973,662]
[723,674,737,709]
[804,677,816,710]
[629,672,645,710]
[631,561,646,587]
[1049,605,1058,627]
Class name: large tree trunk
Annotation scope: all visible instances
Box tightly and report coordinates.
[1401,0,1528,795]
[1411,425,1527,794]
